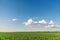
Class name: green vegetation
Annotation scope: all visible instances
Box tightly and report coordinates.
[0,32,60,40]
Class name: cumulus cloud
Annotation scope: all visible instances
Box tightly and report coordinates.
[39,19,47,25]
[24,19,38,26]
[24,19,47,26]
[48,20,54,27]
[24,18,55,28]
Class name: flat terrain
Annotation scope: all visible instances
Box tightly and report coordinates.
[0,32,60,40]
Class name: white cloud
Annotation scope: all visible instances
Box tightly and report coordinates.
[24,19,47,26]
[24,19,38,26]
[9,18,17,22]
[12,18,17,21]
[39,19,47,25]
[48,20,54,27]
[24,18,55,28]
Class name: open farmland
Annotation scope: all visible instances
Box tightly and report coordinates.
[0,32,60,40]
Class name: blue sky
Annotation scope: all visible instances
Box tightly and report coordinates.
[0,0,60,32]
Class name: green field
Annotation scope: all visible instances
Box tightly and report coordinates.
[0,32,60,40]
